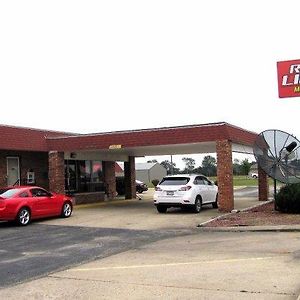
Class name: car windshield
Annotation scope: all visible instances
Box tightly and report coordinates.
[0,188,23,199]
[159,177,190,186]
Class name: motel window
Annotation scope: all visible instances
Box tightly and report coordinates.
[65,160,104,193]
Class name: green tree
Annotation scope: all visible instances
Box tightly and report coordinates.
[201,155,217,176]
[147,159,158,163]
[160,160,178,175]
[240,158,251,175]
[182,157,195,173]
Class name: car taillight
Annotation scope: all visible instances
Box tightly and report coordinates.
[155,186,162,191]
[179,186,192,191]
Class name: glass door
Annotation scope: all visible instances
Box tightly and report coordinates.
[65,160,77,192]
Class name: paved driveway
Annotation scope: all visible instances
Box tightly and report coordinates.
[1,186,281,297]
[38,188,262,230]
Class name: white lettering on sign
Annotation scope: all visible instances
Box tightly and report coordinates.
[282,74,300,86]
[289,64,300,73]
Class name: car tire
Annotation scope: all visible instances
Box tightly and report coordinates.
[194,196,202,213]
[212,194,218,208]
[16,207,31,226]
[61,202,73,218]
[137,188,143,194]
[156,205,167,213]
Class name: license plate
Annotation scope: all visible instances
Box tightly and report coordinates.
[166,191,174,196]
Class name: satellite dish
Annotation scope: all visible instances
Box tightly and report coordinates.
[253,129,300,184]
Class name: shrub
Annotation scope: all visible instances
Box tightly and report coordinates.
[151,179,160,187]
[275,183,300,213]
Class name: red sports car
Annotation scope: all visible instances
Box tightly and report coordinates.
[0,186,73,226]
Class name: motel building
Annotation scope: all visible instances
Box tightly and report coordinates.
[0,122,269,212]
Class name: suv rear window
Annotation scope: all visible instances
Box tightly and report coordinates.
[159,177,190,186]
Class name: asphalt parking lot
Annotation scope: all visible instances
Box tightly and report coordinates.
[0,188,256,289]
[0,221,194,289]
[1,188,299,299]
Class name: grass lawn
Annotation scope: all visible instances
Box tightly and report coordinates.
[147,175,275,188]
[209,175,274,187]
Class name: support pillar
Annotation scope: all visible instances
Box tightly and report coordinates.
[103,161,116,200]
[258,166,269,201]
[216,140,234,212]
[48,151,65,194]
[124,156,136,199]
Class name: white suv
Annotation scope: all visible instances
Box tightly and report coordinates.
[153,174,218,213]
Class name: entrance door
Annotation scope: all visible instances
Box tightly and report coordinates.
[65,160,77,192]
[7,157,20,186]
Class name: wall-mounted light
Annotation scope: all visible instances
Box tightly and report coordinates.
[70,152,77,159]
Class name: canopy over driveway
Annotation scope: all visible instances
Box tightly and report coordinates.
[45,122,268,212]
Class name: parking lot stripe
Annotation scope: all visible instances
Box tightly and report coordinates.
[69,256,280,272]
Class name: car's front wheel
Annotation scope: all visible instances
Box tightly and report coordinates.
[16,207,31,226]
[61,202,73,218]
[156,205,167,213]
[194,196,202,213]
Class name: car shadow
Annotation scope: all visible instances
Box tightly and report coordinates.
[0,215,66,228]
[165,206,214,214]
[0,221,16,228]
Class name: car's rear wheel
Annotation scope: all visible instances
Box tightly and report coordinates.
[194,196,202,213]
[212,194,218,208]
[61,202,72,218]
[16,207,31,226]
[156,205,167,213]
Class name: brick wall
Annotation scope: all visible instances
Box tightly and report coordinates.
[216,140,234,212]
[258,166,269,201]
[0,150,49,188]
[47,123,257,152]
[124,156,136,199]
[48,151,65,194]
[103,161,116,199]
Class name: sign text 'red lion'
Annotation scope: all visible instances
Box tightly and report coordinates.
[277,59,300,98]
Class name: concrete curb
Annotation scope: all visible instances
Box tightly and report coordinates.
[197,200,273,228]
[197,200,300,232]
[196,225,300,232]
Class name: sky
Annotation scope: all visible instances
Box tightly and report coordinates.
[1,1,300,169]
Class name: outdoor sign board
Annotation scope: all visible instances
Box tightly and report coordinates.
[277,59,300,98]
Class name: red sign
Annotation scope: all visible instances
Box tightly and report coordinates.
[277,59,300,98]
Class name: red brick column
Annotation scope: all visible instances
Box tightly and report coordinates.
[48,151,65,194]
[216,140,234,212]
[0,152,7,186]
[258,166,269,201]
[103,161,116,199]
[124,156,136,199]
